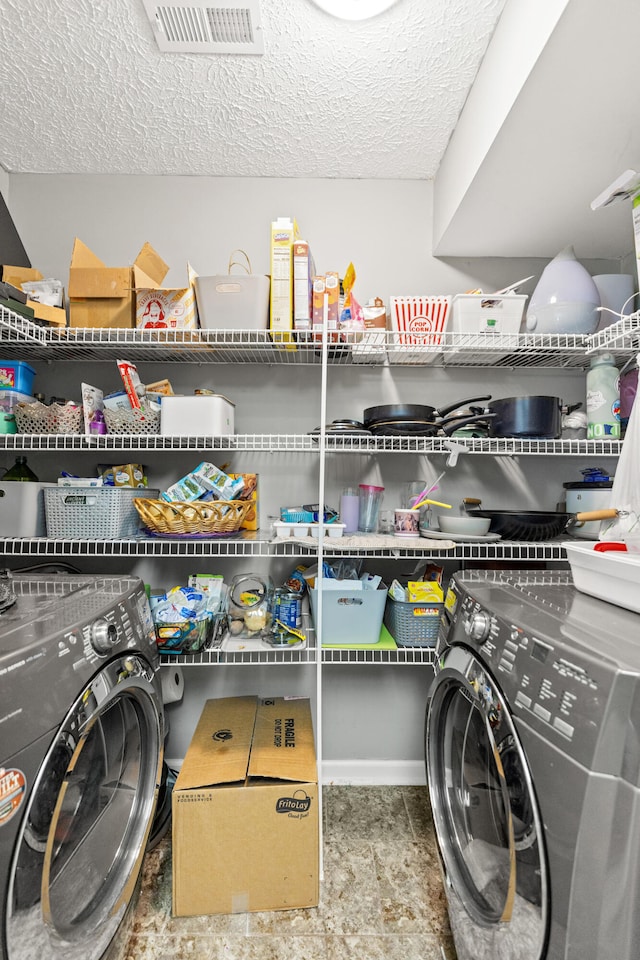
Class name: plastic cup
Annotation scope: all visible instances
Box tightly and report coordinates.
[358,484,384,533]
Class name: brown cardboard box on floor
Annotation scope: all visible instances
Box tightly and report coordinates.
[68,238,168,328]
[172,695,319,917]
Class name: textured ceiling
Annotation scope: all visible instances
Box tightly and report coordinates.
[0,0,506,179]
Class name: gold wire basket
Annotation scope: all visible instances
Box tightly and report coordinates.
[133,498,253,537]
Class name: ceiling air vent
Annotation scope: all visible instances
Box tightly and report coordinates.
[142,0,264,55]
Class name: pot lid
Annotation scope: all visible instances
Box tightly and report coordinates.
[563,480,613,489]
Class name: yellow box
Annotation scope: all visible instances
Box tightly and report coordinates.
[269,217,299,340]
[229,473,259,530]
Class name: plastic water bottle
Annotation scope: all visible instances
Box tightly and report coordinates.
[586,353,620,440]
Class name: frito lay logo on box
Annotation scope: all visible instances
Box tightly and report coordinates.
[276,790,312,815]
[0,767,26,826]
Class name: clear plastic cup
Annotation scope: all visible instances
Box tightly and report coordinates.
[358,483,385,533]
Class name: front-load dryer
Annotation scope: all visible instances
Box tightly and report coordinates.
[426,569,640,960]
[0,572,164,960]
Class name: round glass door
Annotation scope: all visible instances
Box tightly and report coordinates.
[426,646,548,960]
[6,654,162,960]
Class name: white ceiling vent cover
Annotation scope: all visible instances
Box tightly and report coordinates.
[142,0,264,54]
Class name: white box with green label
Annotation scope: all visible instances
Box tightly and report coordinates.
[450,293,527,334]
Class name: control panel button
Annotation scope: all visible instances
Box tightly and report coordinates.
[465,611,492,643]
[533,703,551,722]
[91,618,118,655]
[553,716,575,739]
[515,692,532,709]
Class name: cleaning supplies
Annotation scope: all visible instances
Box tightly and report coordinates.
[586,353,620,439]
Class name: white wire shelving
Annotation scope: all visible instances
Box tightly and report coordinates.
[1,306,637,367]
[0,433,623,457]
[0,534,570,562]
[159,637,436,667]
[2,306,608,671]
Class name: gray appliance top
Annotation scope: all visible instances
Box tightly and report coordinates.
[0,572,142,660]
[455,569,640,673]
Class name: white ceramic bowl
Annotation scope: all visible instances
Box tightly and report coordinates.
[437,514,492,536]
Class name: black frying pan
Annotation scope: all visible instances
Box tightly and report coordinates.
[368,413,493,437]
[464,498,617,540]
[363,394,491,428]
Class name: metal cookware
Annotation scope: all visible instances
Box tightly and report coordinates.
[368,413,493,437]
[363,394,491,429]
[464,498,617,541]
[309,420,372,440]
[470,395,580,440]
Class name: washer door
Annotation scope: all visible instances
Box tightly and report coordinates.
[426,645,548,960]
[6,654,162,960]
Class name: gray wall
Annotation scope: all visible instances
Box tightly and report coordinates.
[4,173,623,782]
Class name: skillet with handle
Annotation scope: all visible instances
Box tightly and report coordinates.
[363,394,492,428]
[463,498,618,541]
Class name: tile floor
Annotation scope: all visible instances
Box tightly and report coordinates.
[124,785,457,959]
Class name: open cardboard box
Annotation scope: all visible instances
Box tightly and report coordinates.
[135,261,199,331]
[1,265,66,326]
[172,695,318,917]
[68,238,168,328]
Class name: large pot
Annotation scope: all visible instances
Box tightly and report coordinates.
[476,395,579,440]
[363,394,491,429]
[563,480,613,539]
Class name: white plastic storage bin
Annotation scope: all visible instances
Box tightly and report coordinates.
[450,294,527,334]
[0,481,57,536]
[160,394,235,436]
[194,274,270,330]
[563,541,640,614]
[309,582,388,645]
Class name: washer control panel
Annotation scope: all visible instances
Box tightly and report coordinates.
[450,583,614,767]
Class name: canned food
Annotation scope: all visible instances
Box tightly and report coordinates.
[272,589,301,629]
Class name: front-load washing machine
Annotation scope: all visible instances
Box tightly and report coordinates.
[426,569,640,960]
[0,572,164,960]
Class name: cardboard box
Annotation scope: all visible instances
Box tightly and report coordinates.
[229,472,259,530]
[135,262,199,331]
[68,238,167,328]
[269,217,299,340]
[172,695,318,917]
[1,265,66,326]
[293,240,314,322]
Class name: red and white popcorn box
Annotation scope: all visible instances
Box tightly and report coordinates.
[389,296,451,346]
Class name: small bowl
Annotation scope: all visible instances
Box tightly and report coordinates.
[437,514,491,536]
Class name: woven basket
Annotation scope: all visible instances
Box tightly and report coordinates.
[15,400,83,435]
[134,498,252,536]
[383,596,443,647]
[103,406,161,435]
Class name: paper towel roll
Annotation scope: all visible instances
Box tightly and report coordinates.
[161,665,185,705]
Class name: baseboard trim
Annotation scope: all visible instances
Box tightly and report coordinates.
[166,757,427,786]
[321,759,426,786]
